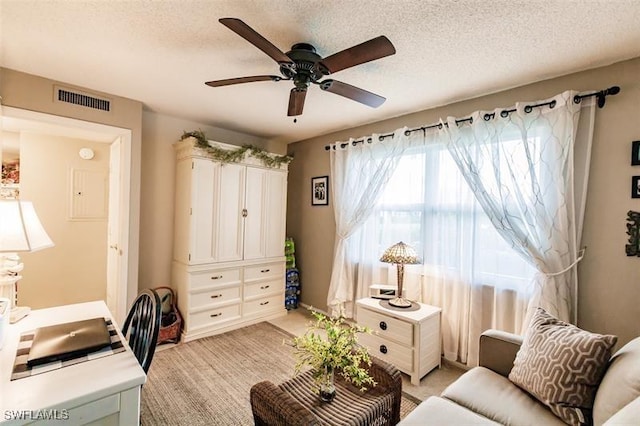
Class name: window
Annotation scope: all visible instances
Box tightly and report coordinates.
[368,142,536,291]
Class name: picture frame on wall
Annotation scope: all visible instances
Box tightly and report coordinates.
[632,176,640,199]
[632,141,640,166]
[311,176,329,206]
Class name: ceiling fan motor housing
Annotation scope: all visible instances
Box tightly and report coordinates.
[280,43,324,89]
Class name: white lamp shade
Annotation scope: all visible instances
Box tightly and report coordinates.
[0,200,54,252]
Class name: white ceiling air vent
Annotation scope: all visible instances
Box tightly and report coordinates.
[54,85,111,112]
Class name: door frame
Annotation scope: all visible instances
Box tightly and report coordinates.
[2,106,132,322]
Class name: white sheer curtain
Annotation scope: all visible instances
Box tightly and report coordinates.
[441,90,585,328]
[346,91,595,365]
[327,129,409,317]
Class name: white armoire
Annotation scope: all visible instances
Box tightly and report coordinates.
[172,137,288,342]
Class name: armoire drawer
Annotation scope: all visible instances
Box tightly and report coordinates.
[244,263,285,282]
[190,286,241,309]
[358,333,413,373]
[190,268,241,289]
[189,304,241,330]
[244,279,284,300]
[358,307,413,347]
[243,294,283,316]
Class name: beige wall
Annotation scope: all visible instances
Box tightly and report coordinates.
[286,57,640,347]
[19,134,110,308]
[0,67,143,309]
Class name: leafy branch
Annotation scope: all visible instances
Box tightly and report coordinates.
[290,310,376,393]
[180,130,293,168]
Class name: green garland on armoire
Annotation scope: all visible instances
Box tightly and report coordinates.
[180,130,293,168]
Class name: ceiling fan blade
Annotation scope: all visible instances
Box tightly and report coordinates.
[219,18,293,66]
[318,36,396,75]
[288,88,307,116]
[320,80,386,108]
[205,75,282,87]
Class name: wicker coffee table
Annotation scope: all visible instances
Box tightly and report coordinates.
[250,357,401,426]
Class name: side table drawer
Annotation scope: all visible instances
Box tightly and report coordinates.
[358,333,413,373]
[358,308,413,347]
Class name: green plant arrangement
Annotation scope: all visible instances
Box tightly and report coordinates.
[290,310,376,402]
[180,130,293,168]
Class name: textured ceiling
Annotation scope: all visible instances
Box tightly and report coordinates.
[2,0,640,144]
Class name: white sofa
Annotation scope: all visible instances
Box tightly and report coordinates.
[400,330,640,425]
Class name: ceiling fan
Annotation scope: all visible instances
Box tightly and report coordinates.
[205,18,396,117]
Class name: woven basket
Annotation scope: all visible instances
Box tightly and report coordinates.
[155,286,182,344]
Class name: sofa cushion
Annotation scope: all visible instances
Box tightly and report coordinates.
[508,308,617,425]
[593,337,640,425]
[399,396,500,425]
[442,367,566,426]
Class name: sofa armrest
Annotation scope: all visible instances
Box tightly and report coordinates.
[479,329,523,378]
[603,396,640,425]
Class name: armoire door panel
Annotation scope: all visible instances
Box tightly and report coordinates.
[216,163,245,262]
[190,159,217,264]
[243,167,267,260]
[264,171,287,258]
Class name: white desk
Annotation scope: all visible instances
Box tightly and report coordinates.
[0,301,146,425]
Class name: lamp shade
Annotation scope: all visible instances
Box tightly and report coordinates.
[379,241,420,265]
[0,200,54,253]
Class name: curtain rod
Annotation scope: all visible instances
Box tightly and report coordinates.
[324,86,620,151]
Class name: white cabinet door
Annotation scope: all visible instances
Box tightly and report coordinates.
[216,163,245,262]
[243,167,267,260]
[264,170,287,258]
[189,158,217,264]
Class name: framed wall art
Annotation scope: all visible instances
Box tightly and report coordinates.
[311,176,329,206]
[632,141,640,166]
[632,176,640,199]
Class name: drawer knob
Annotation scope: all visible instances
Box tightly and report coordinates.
[260,269,270,273]
[379,321,387,331]
[260,301,270,306]
[211,275,223,280]
[210,313,222,318]
[210,294,222,299]
[379,345,388,354]
[260,285,270,290]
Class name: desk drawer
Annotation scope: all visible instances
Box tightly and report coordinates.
[358,333,413,373]
[358,308,413,347]
[189,304,241,329]
[190,268,241,289]
[190,286,241,309]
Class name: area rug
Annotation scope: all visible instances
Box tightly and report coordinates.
[141,322,418,425]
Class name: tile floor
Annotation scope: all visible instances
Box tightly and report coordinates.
[268,306,465,402]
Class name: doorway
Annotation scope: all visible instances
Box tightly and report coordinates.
[1,106,132,322]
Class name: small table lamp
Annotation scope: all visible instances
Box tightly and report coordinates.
[0,198,54,322]
[379,241,420,308]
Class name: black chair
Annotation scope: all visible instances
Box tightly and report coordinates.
[122,289,162,373]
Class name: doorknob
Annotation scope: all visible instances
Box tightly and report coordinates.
[242,209,248,218]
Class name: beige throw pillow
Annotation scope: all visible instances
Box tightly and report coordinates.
[508,308,617,425]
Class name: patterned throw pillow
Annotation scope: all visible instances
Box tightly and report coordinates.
[508,308,617,425]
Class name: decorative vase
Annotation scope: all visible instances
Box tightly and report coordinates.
[318,365,336,402]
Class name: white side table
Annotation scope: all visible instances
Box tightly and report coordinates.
[356,297,441,385]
